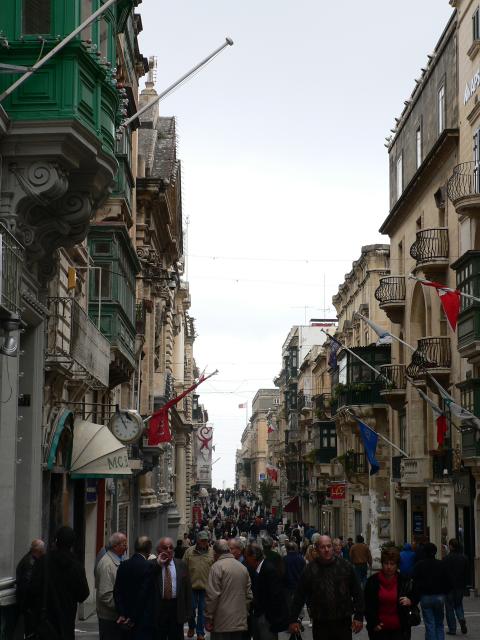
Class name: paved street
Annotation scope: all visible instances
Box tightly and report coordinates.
[76,595,480,639]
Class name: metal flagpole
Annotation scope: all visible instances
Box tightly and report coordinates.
[346,409,409,457]
[409,273,480,304]
[0,0,119,103]
[121,37,234,129]
[320,329,391,383]
[354,312,415,352]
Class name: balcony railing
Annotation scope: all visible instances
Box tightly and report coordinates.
[380,364,407,390]
[410,228,449,266]
[400,457,431,483]
[298,394,313,411]
[345,451,368,475]
[432,449,454,480]
[406,337,451,379]
[46,297,111,388]
[0,223,24,315]
[447,162,480,209]
[375,276,406,305]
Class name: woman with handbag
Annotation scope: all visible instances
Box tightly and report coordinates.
[364,546,418,640]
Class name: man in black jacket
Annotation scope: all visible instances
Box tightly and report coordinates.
[288,535,364,640]
[443,538,469,635]
[15,538,45,636]
[29,526,89,640]
[245,542,289,640]
[114,536,153,639]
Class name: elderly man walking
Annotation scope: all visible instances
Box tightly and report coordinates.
[184,530,214,640]
[205,539,252,640]
[289,535,364,640]
[95,531,128,640]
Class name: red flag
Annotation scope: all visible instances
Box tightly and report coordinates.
[420,279,460,331]
[147,408,171,445]
[266,465,278,482]
[436,415,448,447]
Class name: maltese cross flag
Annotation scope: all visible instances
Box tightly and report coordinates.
[419,279,461,331]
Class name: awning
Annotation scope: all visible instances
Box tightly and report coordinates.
[283,495,300,513]
[70,418,132,479]
[46,410,74,470]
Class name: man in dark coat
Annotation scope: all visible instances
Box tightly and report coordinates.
[245,542,289,640]
[15,538,45,636]
[29,526,89,640]
[114,536,153,639]
[140,536,193,640]
[443,538,469,635]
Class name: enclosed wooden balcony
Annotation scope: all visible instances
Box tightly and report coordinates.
[447,162,480,218]
[452,251,480,362]
[374,276,406,323]
[410,228,449,275]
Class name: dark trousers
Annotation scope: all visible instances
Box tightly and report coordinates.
[156,599,183,640]
[99,617,124,640]
[312,619,352,640]
[368,630,407,640]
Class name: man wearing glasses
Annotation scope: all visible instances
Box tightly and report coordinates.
[140,537,193,640]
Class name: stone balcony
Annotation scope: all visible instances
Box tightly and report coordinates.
[400,456,431,484]
[406,337,451,384]
[447,162,480,218]
[410,228,449,276]
[379,364,407,409]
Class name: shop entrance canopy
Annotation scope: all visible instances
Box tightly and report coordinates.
[70,419,131,479]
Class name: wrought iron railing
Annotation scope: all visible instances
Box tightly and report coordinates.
[0,223,24,315]
[432,448,453,480]
[406,337,451,379]
[410,228,449,265]
[46,297,111,388]
[298,393,313,411]
[375,276,406,305]
[332,383,385,412]
[447,162,480,204]
[380,364,407,391]
[345,451,368,474]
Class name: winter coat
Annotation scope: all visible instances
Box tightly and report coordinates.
[205,552,252,632]
[95,550,121,620]
[364,571,413,640]
[399,544,416,578]
[142,558,193,627]
[29,550,89,640]
[183,545,214,590]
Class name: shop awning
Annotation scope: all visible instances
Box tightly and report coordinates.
[70,418,132,479]
[46,409,74,470]
[283,495,300,513]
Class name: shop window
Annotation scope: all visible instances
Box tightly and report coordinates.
[23,0,51,34]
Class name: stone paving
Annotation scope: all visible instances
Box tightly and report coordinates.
[76,594,480,639]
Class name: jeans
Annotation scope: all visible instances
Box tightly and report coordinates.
[189,588,206,636]
[354,563,368,589]
[445,590,465,633]
[420,594,445,640]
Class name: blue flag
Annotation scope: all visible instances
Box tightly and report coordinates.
[355,418,380,476]
[328,336,341,369]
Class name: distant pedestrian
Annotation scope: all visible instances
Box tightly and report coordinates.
[333,538,344,559]
[349,535,372,589]
[29,526,89,640]
[175,540,186,559]
[443,538,469,635]
[95,531,128,640]
[399,544,416,579]
[283,542,306,605]
[15,538,45,637]
[204,539,252,640]
[412,543,451,640]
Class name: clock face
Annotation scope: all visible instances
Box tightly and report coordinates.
[109,410,143,444]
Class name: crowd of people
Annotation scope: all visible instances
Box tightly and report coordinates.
[14,488,470,640]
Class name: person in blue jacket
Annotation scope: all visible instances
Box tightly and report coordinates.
[400,543,416,578]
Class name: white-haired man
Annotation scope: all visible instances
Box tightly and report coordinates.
[95,531,128,639]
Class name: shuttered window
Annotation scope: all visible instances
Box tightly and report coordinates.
[22,0,51,34]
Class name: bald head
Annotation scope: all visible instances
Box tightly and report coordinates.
[30,539,45,559]
[134,536,152,558]
[315,535,334,563]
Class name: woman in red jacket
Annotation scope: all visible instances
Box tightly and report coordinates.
[364,547,415,640]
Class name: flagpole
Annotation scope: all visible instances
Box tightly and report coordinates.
[321,329,392,382]
[347,410,409,457]
[354,312,415,352]
[409,274,480,304]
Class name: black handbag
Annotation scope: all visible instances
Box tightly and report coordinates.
[405,604,421,627]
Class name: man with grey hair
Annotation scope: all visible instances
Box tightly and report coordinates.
[245,542,288,640]
[16,538,45,636]
[205,539,252,640]
[227,537,245,563]
[95,531,128,639]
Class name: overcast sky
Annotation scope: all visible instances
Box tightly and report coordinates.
[138,1,454,488]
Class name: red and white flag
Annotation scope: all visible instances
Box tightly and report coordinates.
[238,402,247,409]
[266,465,278,482]
[419,278,461,331]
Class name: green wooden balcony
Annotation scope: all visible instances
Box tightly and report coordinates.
[452,251,480,361]
[332,382,387,413]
